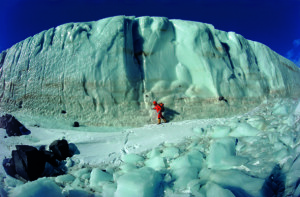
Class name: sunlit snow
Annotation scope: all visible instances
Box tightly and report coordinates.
[0,16,300,197]
[0,98,299,196]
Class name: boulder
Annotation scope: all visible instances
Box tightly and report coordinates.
[41,150,59,167]
[3,140,76,181]
[0,114,30,136]
[13,145,46,181]
[73,121,80,127]
[49,139,72,161]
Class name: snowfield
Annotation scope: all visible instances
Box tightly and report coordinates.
[1,98,300,197]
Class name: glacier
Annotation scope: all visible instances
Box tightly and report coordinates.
[1,98,300,196]
[0,15,299,126]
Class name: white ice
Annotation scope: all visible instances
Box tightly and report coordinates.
[0,16,299,127]
[0,15,300,197]
[0,98,300,196]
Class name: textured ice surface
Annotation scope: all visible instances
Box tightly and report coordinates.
[210,125,231,138]
[229,122,260,137]
[1,14,300,196]
[207,138,248,170]
[0,16,300,126]
[90,168,113,188]
[9,178,63,197]
[115,167,162,197]
[201,182,235,197]
[0,99,300,196]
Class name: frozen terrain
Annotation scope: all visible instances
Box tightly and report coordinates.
[0,16,300,126]
[0,15,300,196]
[0,98,300,196]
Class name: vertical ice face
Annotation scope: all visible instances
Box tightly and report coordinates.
[132,17,181,104]
[0,16,299,126]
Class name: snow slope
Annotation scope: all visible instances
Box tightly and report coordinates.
[1,98,300,196]
[1,16,300,126]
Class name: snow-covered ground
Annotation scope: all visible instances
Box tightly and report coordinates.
[1,98,300,197]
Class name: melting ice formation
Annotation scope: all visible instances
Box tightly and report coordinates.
[0,15,300,126]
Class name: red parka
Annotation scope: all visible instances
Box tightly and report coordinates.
[153,104,163,118]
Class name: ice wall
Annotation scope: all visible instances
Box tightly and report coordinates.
[0,16,299,126]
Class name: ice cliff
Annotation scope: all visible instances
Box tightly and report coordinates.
[0,16,299,126]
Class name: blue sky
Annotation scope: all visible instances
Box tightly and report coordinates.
[1,0,299,66]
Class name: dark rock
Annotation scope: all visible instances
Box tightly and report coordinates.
[2,158,16,179]
[3,140,78,181]
[73,121,80,127]
[6,123,22,136]
[41,150,59,167]
[49,139,71,161]
[0,114,30,136]
[218,96,228,104]
[69,143,80,156]
[18,101,23,109]
[13,145,46,181]
[0,114,10,129]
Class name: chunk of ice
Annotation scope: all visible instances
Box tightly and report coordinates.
[115,167,162,197]
[207,138,247,169]
[229,122,260,137]
[90,168,113,188]
[122,153,144,164]
[10,178,63,197]
[202,182,235,197]
[210,125,231,138]
[145,156,166,171]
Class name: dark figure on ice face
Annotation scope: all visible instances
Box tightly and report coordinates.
[153,101,167,124]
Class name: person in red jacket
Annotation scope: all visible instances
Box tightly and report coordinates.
[153,101,167,124]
